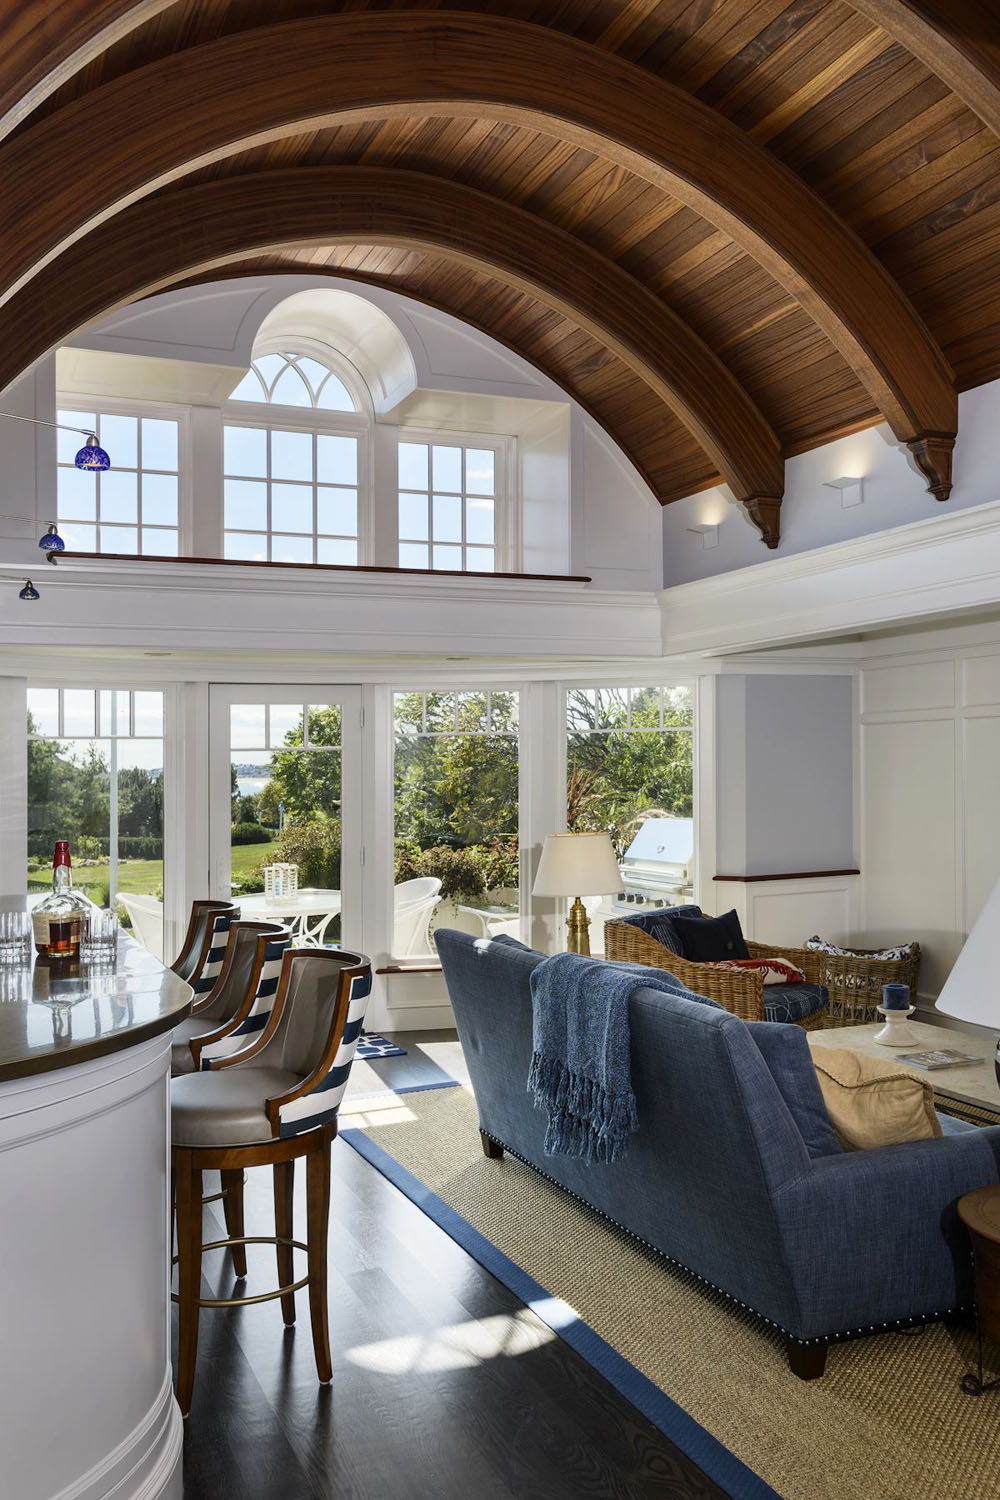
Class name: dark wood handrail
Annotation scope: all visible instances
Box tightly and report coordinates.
[713,869,860,882]
[51,550,591,585]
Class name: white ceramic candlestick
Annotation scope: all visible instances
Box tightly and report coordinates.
[873,1004,920,1047]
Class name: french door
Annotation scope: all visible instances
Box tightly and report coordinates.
[208,685,363,949]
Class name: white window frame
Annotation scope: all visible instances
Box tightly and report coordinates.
[55,391,192,557]
[222,402,373,567]
[395,428,516,573]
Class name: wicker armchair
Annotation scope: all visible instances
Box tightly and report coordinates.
[808,943,921,1025]
[603,917,828,1029]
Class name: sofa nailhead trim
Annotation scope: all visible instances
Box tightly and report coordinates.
[482,1131,969,1351]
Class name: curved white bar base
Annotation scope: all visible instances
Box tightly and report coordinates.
[0,1031,182,1500]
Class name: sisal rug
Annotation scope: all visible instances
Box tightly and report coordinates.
[340,1084,1000,1500]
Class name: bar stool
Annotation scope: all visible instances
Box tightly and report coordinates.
[170,922,290,1078]
[171,922,291,1277]
[170,899,241,987]
[170,947,372,1416]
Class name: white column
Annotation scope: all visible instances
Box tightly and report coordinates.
[359,681,394,1031]
[371,422,399,567]
[188,406,223,557]
[163,682,209,950]
[0,676,27,894]
[520,679,566,952]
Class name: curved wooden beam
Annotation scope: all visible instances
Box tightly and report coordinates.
[0,0,173,142]
[852,0,1000,143]
[0,166,786,542]
[0,10,956,500]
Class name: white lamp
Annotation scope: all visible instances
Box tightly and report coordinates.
[937,877,1000,1084]
[532,831,622,956]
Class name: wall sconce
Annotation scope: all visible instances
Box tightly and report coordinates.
[686,522,720,550]
[823,476,864,509]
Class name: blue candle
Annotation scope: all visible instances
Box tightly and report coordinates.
[882,983,910,1010]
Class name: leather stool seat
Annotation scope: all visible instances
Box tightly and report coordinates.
[171,1016,220,1076]
[172,1066,302,1146]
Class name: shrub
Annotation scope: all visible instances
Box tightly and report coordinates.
[412,845,486,903]
[27,834,163,860]
[478,837,520,893]
[251,819,341,891]
[231,822,273,846]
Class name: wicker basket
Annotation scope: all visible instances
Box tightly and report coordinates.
[809,943,921,1026]
[603,918,828,1030]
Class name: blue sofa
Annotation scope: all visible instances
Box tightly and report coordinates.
[436,928,1000,1377]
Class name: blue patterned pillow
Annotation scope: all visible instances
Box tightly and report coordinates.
[617,904,702,956]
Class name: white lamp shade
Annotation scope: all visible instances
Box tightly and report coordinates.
[532,831,622,898]
[936,877,1000,1029]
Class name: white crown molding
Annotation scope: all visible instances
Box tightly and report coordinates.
[660,496,1000,656]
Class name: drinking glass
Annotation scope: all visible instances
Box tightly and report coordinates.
[0,910,30,964]
[81,908,119,964]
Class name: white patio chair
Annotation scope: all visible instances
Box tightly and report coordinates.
[117,891,165,961]
[393,877,443,957]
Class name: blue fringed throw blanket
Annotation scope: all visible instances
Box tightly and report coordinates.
[528,952,705,1164]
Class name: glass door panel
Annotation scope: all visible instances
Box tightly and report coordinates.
[209,686,361,949]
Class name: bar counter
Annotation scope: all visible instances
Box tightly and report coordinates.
[0,919,191,1500]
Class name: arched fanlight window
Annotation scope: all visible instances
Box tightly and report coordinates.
[229,350,358,412]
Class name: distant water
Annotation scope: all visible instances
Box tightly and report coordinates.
[237,775,270,797]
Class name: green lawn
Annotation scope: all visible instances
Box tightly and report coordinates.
[26,840,281,903]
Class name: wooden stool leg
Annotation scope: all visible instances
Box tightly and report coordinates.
[273,1158,296,1326]
[221,1169,247,1277]
[174,1149,203,1418]
[305,1130,333,1383]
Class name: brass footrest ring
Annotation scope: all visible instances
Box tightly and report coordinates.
[171,1234,308,1308]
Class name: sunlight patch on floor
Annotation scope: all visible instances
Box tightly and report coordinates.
[344,1308,555,1374]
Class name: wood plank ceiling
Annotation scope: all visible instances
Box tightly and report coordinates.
[3,0,1000,548]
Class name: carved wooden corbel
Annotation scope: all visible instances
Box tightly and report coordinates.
[742,497,782,549]
[907,432,956,501]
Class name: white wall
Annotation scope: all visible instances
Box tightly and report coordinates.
[715,673,854,876]
[663,378,1000,586]
[859,621,1000,1005]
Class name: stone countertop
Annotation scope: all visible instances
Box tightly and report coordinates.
[0,922,192,1083]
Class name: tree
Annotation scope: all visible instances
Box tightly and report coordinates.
[262,705,342,825]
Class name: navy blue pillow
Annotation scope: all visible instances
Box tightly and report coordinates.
[746,1022,842,1158]
[672,908,749,962]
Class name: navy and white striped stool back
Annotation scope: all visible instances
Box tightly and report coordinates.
[251,950,372,1138]
[191,912,240,997]
[191,920,286,1022]
[172,899,239,984]
[198,928,292,1064]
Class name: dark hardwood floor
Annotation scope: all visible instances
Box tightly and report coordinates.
[176,1033,728,1500]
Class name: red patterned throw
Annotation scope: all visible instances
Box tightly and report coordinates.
[708,957,805,986]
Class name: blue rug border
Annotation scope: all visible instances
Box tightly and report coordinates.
[341,1116,782,1500]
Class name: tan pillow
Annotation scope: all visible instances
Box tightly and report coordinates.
[810,1047,942,1152]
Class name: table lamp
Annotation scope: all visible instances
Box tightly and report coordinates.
[532,831,622,956]
[936,876,1000,1085]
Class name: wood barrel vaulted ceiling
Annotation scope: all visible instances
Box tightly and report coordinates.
[3,1,1000,548]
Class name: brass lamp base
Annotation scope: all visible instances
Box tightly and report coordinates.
[566,896,591,956]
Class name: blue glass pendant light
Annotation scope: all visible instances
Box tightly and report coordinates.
[74,433,110,471]
[18,579,39,601]
[39,523,64,553]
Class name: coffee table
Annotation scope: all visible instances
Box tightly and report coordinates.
[809,1019,1000,1127]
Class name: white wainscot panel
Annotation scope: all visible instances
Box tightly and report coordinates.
[725,877,859,948]
[964,714,1000,931]
[863,717,959,997]
[862,660,955,714]
[383,970,454,1032]
[963,653,1000,708]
